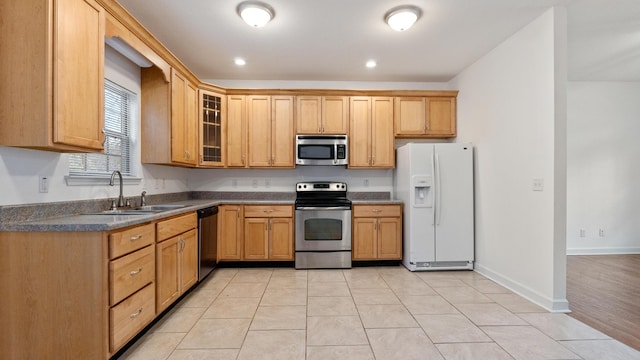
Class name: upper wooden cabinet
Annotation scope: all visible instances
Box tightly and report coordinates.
[171,70,198,165]
[0,0,105,152]
[141,67,198,166]
[296,96,349,134]
[395,96,457,138]
[349,97,395,168]
[199,89,225,167]
[226,95,248,168]
[247,95,295,168]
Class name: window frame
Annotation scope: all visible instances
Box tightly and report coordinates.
[66,78,141,186]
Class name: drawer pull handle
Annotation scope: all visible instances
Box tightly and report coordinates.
[130,308,143,319]
[372,209,381,213]
[130,268,143,276]
[130,235,143,241]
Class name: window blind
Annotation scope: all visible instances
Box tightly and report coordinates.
[69,80,133,176]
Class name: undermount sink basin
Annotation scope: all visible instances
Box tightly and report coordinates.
[85,204,186,215]
[85,209,156,215]
[133,204,186,211]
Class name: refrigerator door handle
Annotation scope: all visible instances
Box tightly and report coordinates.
[431,151,436,226]
[435,152,441,226]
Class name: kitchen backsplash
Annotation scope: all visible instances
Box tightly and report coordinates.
[0,191,391,224]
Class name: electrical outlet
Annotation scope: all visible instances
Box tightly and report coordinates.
[579,228,586,237]
[599,228,605,237]
[364,179,369,187]
[532,178,544,191]
[39,176,49,193]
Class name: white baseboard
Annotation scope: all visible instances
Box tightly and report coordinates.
[474,263,570,313]
[566,247,640,255]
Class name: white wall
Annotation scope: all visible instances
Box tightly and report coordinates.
[0,50,450,206]
[449,7,568,312]
[0,46,189,206]
[188,167,393,193]
[567,81,640,254]
[190,81,449,194]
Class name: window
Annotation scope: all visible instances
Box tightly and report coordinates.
[69,80,134,176]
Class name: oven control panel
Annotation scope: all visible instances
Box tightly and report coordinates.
[296,182,347,192]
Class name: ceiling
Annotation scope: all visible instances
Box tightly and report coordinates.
[117,0,640,83]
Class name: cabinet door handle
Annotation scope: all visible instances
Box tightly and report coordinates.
[130,267,143,276]
[130,234,143,241]
[236,208,240,218]
[130,307,143,319]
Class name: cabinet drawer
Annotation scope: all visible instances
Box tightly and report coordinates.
[157,212,197,241]
[110,245,155,305]
[244,205,293,218]
[109,223,155,259]
[109,283,155,353]
[353,205,402,218]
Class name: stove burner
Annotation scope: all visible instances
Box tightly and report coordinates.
[295,181,351,209]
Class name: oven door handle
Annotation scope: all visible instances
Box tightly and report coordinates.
[295,206,352,211]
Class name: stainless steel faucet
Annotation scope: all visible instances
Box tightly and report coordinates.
[140,191,147,207]
[109,170,126,208]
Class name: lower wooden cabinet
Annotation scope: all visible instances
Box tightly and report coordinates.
[217,205,244,260]
[352,204,403,260]
[108,223,157,353]
[156,213,198,313]
[109,283,155,352]
[243,205,294,261]
[0,212,201,359]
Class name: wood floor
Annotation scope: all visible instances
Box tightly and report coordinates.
[566,254,640,351]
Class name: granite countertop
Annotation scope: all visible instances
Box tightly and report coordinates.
[0,199,293,232]
[351,200,403,205]
[0,191,401,232]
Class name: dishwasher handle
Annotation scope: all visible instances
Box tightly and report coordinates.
[197,206,219,218]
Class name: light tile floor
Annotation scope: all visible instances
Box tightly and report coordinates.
[118,266,640,360]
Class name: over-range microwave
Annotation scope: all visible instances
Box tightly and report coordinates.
[296,135,348,166]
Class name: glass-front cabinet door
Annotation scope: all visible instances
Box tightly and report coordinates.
[199,90,225,167]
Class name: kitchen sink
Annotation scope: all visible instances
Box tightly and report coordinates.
[133,204,186,211]
[84,204,186,215]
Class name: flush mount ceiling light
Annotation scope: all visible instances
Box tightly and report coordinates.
[385,5,421,31]
[366,60,377,68]
[234,58,246,66]
[237,1,274,28]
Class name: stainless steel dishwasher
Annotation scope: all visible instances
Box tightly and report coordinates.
[197,206,218,281]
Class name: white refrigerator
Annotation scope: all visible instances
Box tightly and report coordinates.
[394,143,474,271]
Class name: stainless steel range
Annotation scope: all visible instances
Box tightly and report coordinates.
[295,181,352,269]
